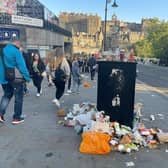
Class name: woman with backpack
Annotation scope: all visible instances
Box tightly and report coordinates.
[49,47,70,107]
[31,52,46,97]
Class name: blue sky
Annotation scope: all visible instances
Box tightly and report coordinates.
[40,0,168,23]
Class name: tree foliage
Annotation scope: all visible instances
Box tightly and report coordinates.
[135,18,168,61]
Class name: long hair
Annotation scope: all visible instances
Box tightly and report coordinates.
[32,52,44,65]
[48,47,64,70]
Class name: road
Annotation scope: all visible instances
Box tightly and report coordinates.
[137,63,168,96]
[137,63,168,88]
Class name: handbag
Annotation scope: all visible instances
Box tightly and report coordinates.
[4,68,15,82]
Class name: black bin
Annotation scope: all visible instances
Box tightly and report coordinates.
[97,61,137,128]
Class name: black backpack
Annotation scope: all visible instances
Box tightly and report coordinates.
[54,64,66,82]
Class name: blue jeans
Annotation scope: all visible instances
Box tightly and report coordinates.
[72,78,80,93]
[0,82,24,119]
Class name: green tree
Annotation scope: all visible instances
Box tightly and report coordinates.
[135,40,153,58]
[135,18,168,60]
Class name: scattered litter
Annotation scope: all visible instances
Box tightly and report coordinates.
[83,82,92,88]
[64,120,75,127]
[157,132,168,143]
[81,74,88,79]
[165,149,168,153]
[57,109,66,117]
[157,114,165,120]
[157,114,164,117]
[142,118,150,122]
[57,120,64,125]
[151,94,156,97]
[62,102,168,155]
[45,152,53,158]
[150,115,155,121]
[64,93,69,96]
[126,161,135,167]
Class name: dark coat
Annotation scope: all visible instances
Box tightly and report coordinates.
[32,60,46,76]
[88,56,96,67]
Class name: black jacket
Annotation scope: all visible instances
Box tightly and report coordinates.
[88,56,96,67]
[32,60,46,76]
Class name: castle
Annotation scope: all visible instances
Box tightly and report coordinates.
[59,12,145,54]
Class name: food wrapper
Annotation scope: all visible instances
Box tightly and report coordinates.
[157,132,168,143]
[57,109,66,117]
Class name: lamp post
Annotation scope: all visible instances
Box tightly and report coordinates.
[103,0,108,52]
[103,0,118,51]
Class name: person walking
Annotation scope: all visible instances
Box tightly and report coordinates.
[67,56,72,93]
[0,40,30,124]
[72,57,81,94]
[120,49,125,62]
[88,54,97,80]
[129,48,135,62]
[49,47,70,107]
[31,52,46,97]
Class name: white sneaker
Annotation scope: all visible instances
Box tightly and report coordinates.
[52,98,60,107]
[52,99,57,103]
[67,90,72,93]
[36,93,40,97]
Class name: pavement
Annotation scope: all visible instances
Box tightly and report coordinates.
[0,73,168,168]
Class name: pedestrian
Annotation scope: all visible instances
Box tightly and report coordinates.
[129,48,135,62]
[72,57,81,94]
[31,52,46,97]
[88,54,97,80]
[50,47,70,107]
[0,39,30,124]
[66,55,72,93]
[85,58,90,73]
[120,49,125,62]
[78,57,83,73]
[46,51,54,87]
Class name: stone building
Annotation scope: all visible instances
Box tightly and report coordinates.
[60,12,145,54]
[102,15,144,51]
[59,12,103,54]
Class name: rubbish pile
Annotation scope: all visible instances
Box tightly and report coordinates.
[60,102,168,155]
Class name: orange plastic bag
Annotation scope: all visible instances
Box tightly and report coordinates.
[79,132,111,155]
[83,82,92,88]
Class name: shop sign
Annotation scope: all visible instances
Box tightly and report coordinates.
[39,46,50,50]
[12,15,43,27]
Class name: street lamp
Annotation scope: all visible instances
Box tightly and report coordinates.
[103,0,118,51]
[112,0,118,8]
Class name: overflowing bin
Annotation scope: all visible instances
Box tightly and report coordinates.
[97,61,137,128]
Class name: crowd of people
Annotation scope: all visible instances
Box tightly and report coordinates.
[0,39,97,125]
